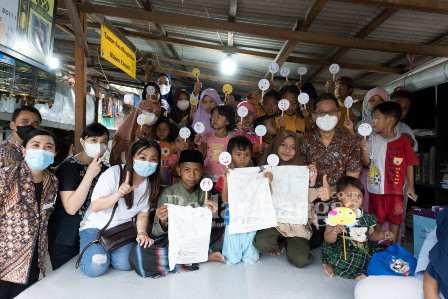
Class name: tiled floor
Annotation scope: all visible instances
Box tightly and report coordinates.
[22,248,357,299]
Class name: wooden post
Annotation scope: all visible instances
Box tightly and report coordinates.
[93,78,100,123]
[74,11,87,154]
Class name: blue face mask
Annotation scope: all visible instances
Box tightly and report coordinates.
[133,159,158,177]
[24,149,55,171]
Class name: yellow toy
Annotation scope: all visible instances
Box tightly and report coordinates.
[325,207,359,261]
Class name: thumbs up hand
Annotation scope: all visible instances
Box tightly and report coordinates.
[317,174,331,201]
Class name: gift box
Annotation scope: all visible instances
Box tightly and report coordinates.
[413,206,445,257]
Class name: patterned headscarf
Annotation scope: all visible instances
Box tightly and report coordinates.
[360,87,389,126]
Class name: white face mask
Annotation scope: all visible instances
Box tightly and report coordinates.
[83,141,108,158]
[158,84,171,96]
[316,115,338,132]
[142,111,158,126]
[176,99,190,111]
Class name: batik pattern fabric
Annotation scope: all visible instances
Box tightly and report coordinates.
[0,137,24,168]
[299,128,361,187]
[0,162,58,284]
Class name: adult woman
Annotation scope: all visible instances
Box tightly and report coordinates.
[171,89,194,125]
[78,138,161,278]
[110,82,161,165]
[0,129,59,299]
[156,72,175,111]
[48,123,110,270]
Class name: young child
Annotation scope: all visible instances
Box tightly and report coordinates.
[254,130,330,268]
[215,136,270,264]
[345,87,389,135]
[252,115,279,163]
[322,176,394,281]
[155,116,178,187]
[276,84,305,136]
[361,101,419,243]
[169,126,194,183]
[192,88,222,135]
[261,90,280,117]
[390,88,418,152]
[235,101,258,144]
[195,105,236,182]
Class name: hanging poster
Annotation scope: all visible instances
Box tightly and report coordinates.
[0,0,56,72]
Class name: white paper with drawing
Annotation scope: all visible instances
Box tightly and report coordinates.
[227,167,277,234]
[167,204,212,271]
[270,166,309,225]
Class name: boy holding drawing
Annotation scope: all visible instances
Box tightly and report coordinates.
[216,136,272,264]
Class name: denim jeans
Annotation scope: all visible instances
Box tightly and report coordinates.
[79,228,135,277]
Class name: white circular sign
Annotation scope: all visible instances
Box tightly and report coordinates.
[278,99,290,111]
[193,122,205,134]
[280,66,290,77]
[255,125,267,137]
[329,63,340,75]
[358,123,373,137]
[267,154,280,167]
[146,85,155,96]
[298,67,308,76]
[136,114,147,126]
[298,93,310,105]
[179,127,191,139]
[237,106,249,118]
[344,96,354,108]
[268,62,279,73]
[219,151,232,166]
[200,178,213,192]
[258,79,270,91]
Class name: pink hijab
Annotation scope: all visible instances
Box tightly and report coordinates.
[192,88,222,134]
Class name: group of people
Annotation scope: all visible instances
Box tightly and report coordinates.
[0,73,445,299]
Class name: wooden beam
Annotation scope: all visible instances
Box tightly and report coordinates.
[74,11,87,153]
[77,3,448,57]
[334,0,448,15]
[64,0,90,59]
[268,0,326,78]
[227,0,238,47]
[135,0,185,68]
[55,23,75,37]
[54,36,404,75]
[309,7,398,80]
[150,66,258,88]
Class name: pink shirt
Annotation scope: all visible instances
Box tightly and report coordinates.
[202,131,232,182]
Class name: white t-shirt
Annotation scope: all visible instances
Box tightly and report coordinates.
[80,165,150,231]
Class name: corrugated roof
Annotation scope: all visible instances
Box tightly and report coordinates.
[52,0,448,93]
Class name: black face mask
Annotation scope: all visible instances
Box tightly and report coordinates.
[16,125,36,140]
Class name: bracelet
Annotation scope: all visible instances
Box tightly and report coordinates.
[138,231,148,237]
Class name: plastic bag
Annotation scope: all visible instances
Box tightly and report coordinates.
[367,243,417,276]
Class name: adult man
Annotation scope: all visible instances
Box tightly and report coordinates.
[0,106,42,167]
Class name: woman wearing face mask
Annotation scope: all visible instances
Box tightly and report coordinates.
[47,123,110,270]
[0,129,59,299]
[156,72,175,112]
[110,82,162,165]
[171,89,193,125]
[78,138,161,278]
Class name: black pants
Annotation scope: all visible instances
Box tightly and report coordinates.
[0,249,39,299]
[48,243,79,271]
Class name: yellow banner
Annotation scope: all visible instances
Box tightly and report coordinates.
[100,25,136,78]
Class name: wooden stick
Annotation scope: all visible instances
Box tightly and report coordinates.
[333,73,336,81]
[281,110,284,117]
[196,76,199,83]
[259,136,262,145]
[271,73,274,82]
[205,191,208,201]
[343,230,347,261]
[347,108,349,117]
[300,75,302,82]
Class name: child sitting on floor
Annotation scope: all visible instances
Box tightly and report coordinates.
[215,136,272,264]
[322,176,394,281]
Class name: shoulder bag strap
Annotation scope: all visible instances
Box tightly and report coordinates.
[76,165,124,268]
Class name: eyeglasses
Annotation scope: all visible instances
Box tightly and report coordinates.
[314,109,339,118]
